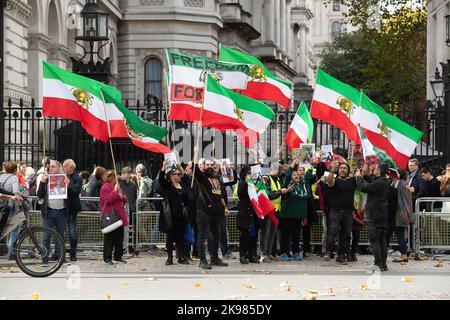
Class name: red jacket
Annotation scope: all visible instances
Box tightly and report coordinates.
[100,182,129,227]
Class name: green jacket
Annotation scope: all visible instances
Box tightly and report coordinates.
[280,167,308,219]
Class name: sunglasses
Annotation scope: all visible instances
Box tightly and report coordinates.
[173,173,182,176]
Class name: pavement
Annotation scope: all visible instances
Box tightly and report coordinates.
[1,251,450,300]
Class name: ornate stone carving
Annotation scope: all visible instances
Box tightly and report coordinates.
[5,0,31,23]
[140,0,164,5]
[184,0,205,8]
[27,33,51,53]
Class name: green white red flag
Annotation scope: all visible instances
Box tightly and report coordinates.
[311,69,362,143]
[202,75,275,148]
[219,46,293,109]
[166,49,249,122]
[42,62,171,153]
[358,94,423,169]
[284,101,314,149]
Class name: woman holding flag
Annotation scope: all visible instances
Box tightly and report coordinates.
[279,159,309,262]
[237,167,260,265]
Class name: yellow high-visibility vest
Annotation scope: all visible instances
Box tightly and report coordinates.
[269,176,281,212]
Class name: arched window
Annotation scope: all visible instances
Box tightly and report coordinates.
[331,21,341,42]
[145,58,162,100]
[333,0,340,12]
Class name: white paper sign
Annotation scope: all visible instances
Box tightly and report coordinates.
[164,152,178,171]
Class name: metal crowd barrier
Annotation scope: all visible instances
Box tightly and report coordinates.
[414,197,450,257]
[20,196,408,252]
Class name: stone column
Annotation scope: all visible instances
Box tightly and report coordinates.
[299,24,307,75]
[275,0,280,46]
[264,0,275,44]
[280,0,286,53]
[27,33,51,104]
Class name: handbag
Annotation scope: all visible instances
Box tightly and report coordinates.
[159,198,172,233]
[100,202,123,234]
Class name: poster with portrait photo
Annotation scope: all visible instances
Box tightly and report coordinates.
[164,152,178,172]
[218,158,234,184]
[48,174,68,200]
[320,145,334,163]
[300,143,315,163]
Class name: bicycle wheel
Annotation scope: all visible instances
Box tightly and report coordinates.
[14,226,66,277]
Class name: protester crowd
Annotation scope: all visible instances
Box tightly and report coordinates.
[1,156,450,271]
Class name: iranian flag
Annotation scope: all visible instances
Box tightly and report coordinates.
[311,69,362,143]
[43,62,171,154]
[202,75,274,148]
[358,94,423,169]
[219,46,293,109]
[284,101,314,149]
[247,179,276,221]
[357,125,397,169]
[166,49,249,122]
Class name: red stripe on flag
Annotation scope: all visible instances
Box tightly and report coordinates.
[284,127,305,150]
[245,82,290,110]
[168,102,261,148]
[310,100,360,144]
[43,97,127,142]
[362,128,411,169]
[131,138,172,154]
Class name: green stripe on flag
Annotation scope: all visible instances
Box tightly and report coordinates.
[219,46,292,89]
[298,101,314,142]
[361,94,423,142]
[206,75,274,120]
[43,61,103,100]
[316,68,361,104]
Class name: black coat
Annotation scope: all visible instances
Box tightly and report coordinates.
[356,175,390,227]
[236,180,256,229]
[67,172,82,215]
[409,171,427,201]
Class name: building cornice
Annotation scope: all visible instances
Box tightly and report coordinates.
[27,33,51,54]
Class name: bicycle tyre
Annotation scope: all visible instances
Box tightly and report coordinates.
[14,226,66,278]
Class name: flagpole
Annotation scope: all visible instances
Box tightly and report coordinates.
[99,89,118,182]
[350,90,364,169]
[42,115,46,159]
[191,72,208,188]
[163,68,175,150]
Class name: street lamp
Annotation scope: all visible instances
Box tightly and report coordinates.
[71,0,111,83]
[446,15,450,47]
[430,67,444,107]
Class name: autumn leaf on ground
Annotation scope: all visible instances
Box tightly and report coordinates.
[194,283,202,288]
[32,292,40,300]
[106,294,113,300]
[434,260,444,268]
[359,284,368,290]
[402,277,414,282]
[119,280,129,285]
[305,289,320,295]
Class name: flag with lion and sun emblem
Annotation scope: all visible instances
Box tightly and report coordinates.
[42,61,171,154]
[202,75,274,148]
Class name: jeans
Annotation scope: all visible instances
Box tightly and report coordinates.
[260,215,278,257]
[7,226,19,257]
[42,208,67,263]
[321,214,328,253]
[208,213,228,256]
[280,217,302,255]
[367,224,388,267]
[387,225,408,255]
[326,208,353,256]
[196,210,221,262]
[103,226,124,261]
[150,215,160,246]
[67,212,78,258]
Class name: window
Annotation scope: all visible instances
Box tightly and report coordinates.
[333,0,340,12]
[331,21,341,42]
[145,58,162,100]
